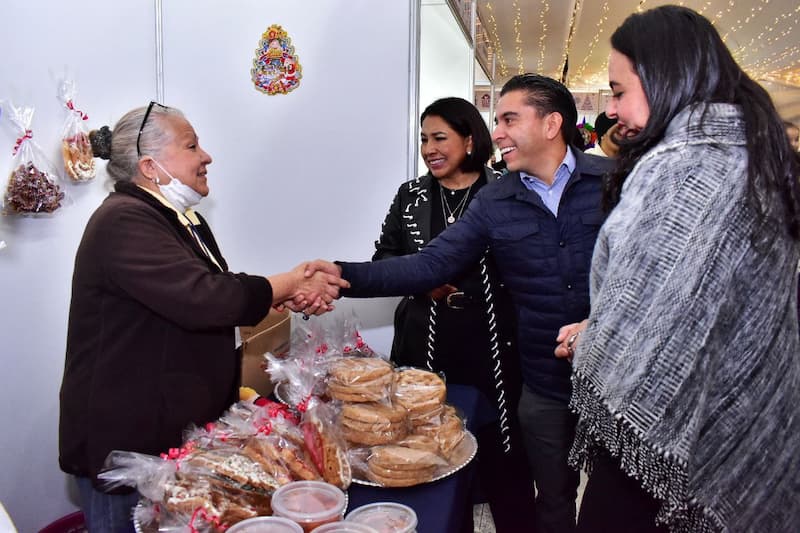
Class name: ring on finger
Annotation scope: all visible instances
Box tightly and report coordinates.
[567,332,581,349]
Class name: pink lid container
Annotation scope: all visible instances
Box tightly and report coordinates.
[272,480,347,533]
[345,502,418,533]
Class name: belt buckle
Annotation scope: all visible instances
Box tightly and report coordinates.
[446,291,466,310]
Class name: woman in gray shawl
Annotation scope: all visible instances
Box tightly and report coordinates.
[557,6,800,533]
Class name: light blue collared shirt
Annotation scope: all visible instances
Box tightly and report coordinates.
[519,147,576,216]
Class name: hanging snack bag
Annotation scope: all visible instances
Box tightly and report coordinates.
[2,101,67,214]
[57,80,95,181]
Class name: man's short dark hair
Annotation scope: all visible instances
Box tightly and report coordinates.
[500,74,579,146]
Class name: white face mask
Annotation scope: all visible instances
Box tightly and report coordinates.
[151,159,203,212]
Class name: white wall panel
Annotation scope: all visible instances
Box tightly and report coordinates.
[0,2,155,530]
[417,1,473,174]
[162,0,411,274]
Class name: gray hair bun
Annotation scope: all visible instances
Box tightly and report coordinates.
[89,126,113,160]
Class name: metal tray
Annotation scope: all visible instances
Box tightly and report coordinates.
[350,430,478,487]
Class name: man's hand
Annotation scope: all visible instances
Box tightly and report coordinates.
[303,259,343,279]
[554,319,588,360]
[428,284,458,301]
[274,261,350,317]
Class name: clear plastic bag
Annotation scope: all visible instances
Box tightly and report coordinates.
[2,101,67,215]
[292,310,380,359]
[299,401,352,489]
[57,80,95,181]
[100,397,346,531]
[268,310,393,411]
[98,450,178,502]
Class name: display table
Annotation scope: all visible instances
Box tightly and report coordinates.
[348,384,498,533]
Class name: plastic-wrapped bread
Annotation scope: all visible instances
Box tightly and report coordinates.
[339,402,408,446]
[327,357,394,402]
[366,445,447,487]
[57,80,96,181]
[62,132,95,181]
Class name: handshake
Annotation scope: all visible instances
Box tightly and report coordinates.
[273,259,347,317]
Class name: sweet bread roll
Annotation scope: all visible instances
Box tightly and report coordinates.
[414,406,465,457]
[342,424,406,446]
[327,359,394,403]
[436,410,466,455]
[329,357,393,385]
[62,133,96,181]
[368,461,436,480]
[340,416,402,433]
[341,402,407,424]
[367,469,432,488]
[393,368,446,413]
[328,380,391,403]
[368,445,443,471]
[408,404,445,427]
[366,444,445,487]
[394,434,440,454]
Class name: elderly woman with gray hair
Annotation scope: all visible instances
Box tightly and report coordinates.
[58,102,347,531]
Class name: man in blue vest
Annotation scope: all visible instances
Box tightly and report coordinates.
[306,74,614,532]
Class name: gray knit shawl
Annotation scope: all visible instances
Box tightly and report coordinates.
[570,103,800,532]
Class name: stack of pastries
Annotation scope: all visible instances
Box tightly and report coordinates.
[327,357,470,487]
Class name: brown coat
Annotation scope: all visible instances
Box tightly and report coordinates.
[59,182,271,488]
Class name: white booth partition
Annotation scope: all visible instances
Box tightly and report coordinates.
[417,0,475,176]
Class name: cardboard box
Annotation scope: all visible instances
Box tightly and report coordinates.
[240,308,291,397]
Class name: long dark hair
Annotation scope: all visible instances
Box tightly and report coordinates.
[420,97,493,173]
[604,6,800,239]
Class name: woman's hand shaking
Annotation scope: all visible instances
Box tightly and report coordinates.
[273,260,349,316]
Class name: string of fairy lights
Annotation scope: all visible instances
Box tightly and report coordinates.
[709,0,736,28]
[479,0,799,91]
[733,6,800,61]
[475,17,495,73]
[555,0,582,82]
[695,1,714,16]
[573,1,610,83]
[536,0,550,74]
[483,2,509,79]
[512,1,525,74]
[720,0,770,41]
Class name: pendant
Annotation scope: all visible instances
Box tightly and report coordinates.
[447,215,455,224]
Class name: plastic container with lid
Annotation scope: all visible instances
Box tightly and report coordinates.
[271,480,347,533]
[345,502,418,533]
[311,522,379,533]
[226,516,304,533]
